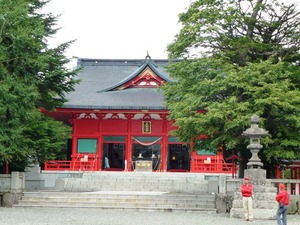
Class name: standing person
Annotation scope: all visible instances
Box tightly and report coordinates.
[241,176,253,222]
[104,155,110,169]
[276,183,289,225]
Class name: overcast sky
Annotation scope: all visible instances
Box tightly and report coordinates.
[45,0,191,66]
[45,0,298,68]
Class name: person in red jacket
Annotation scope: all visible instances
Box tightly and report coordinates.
[276,183,289,225]
[241,176,253,221]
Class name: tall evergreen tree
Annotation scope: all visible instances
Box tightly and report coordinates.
[0,0,78,171]
[163,0,300,177]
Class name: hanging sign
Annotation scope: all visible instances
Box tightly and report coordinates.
[142,121,151,134]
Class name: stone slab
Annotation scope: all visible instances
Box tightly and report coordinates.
[230,208,276,220]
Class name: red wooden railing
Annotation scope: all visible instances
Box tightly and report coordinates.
[275,163,300,195]
[190,152,235,174]
[45,152,236,174]
[44,160,71,170]
[44,159,97,171]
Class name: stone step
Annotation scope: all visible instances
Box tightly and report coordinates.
[19,197,214,205]
[14,191,216,212]
[17,172,218,212]
[19,191,215,199]
[16,200,214,208]
[55,172,217,193]
[13,204,213,212]
[82,172,205,178]
[61,185,211,193]
[64,177,207,182]
[64,180,203,185]
[20,191,215,199]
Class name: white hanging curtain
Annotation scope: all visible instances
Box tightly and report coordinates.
[132,137,162,146]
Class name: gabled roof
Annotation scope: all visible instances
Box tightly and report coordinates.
[97,56,171,93]
[62,56,177,110]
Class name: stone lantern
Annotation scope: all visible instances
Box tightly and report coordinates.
[242,114,268,169]
[230,114,277,220]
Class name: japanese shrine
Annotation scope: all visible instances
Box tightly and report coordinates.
[42,55,233,174]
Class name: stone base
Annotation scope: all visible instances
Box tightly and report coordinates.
[2,192,22,207]
[232,198,277,209]
[244,168,266,184]
[230,208,276,220]
[230,168,278,220]
[215,193,233,213]
[25,165,45,190]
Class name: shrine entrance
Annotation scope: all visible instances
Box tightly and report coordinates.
[132,136,161,171]
[167,144,190,172]
[102,143,125,171]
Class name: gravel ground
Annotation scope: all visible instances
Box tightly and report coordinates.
[0,207,299,225]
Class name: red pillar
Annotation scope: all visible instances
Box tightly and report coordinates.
[97,135,103,171]
[298,167,300,195]
[97,115,104,171]
[71,119,79,170]
[6,161,9,174]
[160,114,168,172]
[232,161,235,178]
[125,113,133,171]
[160,135,167,172]
[190,146,196,172]
[291,167,295,194]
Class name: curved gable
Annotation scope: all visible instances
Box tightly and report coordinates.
[98,56,170,93]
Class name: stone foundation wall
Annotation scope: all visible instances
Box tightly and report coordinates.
[0,172,25,207]
[216,193,300,215]
[216,176,300,215]
[215,193,234,213]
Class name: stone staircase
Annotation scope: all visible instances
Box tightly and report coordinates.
[14,191,216,212]
[14,172,218,212]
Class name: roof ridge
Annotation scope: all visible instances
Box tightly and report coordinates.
[97,60,170,93]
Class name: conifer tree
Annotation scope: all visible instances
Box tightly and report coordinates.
[0,0,78,171]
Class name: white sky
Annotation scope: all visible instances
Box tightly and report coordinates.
[45,0,298,68]
[45,0,191,67]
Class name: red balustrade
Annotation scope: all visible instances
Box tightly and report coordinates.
[45,152,235,174]
[190,152,235,174]
[44,159,97,171]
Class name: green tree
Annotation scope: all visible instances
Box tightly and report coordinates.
[168,0,300,65]
[0,0,78,171]
[163,0,300,177]
[5,110,71,171]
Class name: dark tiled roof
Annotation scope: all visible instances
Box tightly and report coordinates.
[63,58,173,110]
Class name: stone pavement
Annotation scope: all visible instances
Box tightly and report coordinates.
[0,207,299,225]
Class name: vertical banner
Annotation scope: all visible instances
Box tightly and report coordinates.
[142,121,151,134]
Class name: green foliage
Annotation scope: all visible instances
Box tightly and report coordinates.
[168,0,300,65]
[164,0,300,173]
[0,0,78,171]
[7,110,71,171]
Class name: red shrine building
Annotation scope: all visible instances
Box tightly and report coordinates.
[42,55,234,174]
